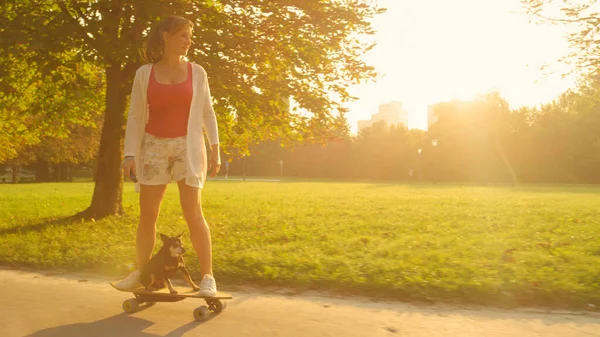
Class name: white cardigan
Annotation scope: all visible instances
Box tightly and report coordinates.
[123,62,220,191]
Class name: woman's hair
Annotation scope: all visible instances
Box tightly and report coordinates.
[144,15,194,63]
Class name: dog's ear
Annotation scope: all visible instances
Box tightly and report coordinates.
[160,233,169,243]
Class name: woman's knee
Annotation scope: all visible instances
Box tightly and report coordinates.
[139,208,160,226]
[177,181,203,218]
[140,200,162,222]
[180,197,201,218]
[139,184,167,224]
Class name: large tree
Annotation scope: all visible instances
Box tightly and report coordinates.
[522,0,600,182]
[521,0,600,76]
[1,1,384,219]
[0,50,102,163]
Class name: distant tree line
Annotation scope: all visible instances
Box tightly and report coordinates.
[227,77,600,184]
[5,70,600,185]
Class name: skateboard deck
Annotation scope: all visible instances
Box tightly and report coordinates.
[110,283,232,299]
[110,282,232,321]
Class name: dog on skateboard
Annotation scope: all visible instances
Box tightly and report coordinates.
[140,233,199,294]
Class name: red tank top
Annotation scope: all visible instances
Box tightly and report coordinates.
[145,62,192,138]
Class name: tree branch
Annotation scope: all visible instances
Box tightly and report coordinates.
[56,2,102,52]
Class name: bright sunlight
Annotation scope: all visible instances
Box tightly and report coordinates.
[345,0,578,132]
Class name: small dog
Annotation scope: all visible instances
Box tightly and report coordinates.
[140,233,199,294]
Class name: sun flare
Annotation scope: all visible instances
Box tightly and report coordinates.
[345,0,578,133]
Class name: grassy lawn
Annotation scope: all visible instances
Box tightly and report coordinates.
[1,180,599,309]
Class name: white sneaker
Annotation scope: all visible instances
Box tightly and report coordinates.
[112,270,142,290]
[198,274,217,297]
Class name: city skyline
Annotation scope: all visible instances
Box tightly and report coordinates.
[357,101,409,132]
[342,0,580,134]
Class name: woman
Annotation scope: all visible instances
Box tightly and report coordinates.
[113,15,221,297]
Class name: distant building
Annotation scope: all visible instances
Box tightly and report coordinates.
[357,119,373,131]
[427,104,439,128]
[357,101,408,132]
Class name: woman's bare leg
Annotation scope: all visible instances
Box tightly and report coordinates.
[137,183,168,268]
[177,179,212,276]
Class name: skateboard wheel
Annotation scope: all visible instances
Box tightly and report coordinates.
[193,306,208,322]
[123,298,140,313]
[213,300,226,313]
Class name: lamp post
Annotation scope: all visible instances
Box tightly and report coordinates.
[431,139,438,183]
[242,154,246,181]
[279,159,283,177]
[417,148,422,182]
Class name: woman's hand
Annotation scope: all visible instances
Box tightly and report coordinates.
[121,157,137,182]
[208,145,221,177]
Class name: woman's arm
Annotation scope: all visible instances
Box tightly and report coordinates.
[202,70,219,147]
[123,69,144,158]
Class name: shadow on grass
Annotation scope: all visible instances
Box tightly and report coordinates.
[0,214,90,236]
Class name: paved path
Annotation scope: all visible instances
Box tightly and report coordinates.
[1,269,599,337]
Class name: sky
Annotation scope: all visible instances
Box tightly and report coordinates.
[343,0,579,133]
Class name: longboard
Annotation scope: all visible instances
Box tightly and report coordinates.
[111,283,232,321]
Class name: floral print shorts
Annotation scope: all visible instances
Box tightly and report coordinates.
[139,132,189,185]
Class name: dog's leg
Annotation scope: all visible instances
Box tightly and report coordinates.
[165,277,178,294]
[179,266,200,291]
[145,273,155,291]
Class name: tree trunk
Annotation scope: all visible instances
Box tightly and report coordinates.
[65,165,72,182]
[11,165,18,184]
[57,163,69,181]
[52,164,60,181]
[35,161,51,182]
[76,63,126,219]
[56,164,63,181]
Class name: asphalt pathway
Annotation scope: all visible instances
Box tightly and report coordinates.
[1,269,599,337]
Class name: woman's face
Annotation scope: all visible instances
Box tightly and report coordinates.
[163,26,192,57]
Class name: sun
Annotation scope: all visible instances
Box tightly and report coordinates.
[343,0,577,134]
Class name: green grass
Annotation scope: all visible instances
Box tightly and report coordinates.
[1,180,600,310]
